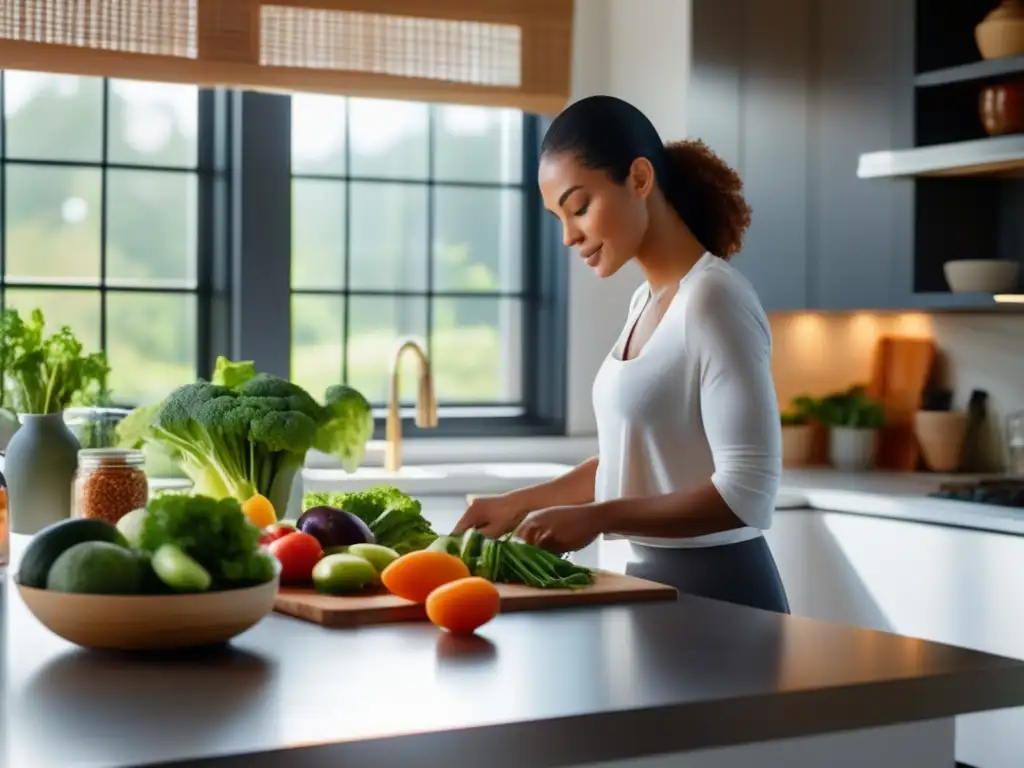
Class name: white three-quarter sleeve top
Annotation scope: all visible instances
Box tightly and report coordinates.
[592,252,782,549]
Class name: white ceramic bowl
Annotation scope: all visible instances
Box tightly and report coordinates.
[943,259,1019,293]
[16,574,280,651]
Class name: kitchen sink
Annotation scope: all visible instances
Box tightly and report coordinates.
[302,462,575,496]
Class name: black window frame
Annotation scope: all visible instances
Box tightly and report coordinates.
[201,91,567,440]
[0,79,566,439]
[0,73,205,406]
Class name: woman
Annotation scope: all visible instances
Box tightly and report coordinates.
[454,95,788,614]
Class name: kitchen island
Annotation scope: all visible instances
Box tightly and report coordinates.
[5,534,1024,767]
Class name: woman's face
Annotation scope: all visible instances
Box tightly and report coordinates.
[538,151,654,278]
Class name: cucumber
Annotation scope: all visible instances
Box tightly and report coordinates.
[151,544,212,593]
[459,528,484,565]
[427,535,460,555]
[18,517,129,589]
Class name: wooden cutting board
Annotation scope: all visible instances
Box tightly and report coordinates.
[274,571,677,628]
[868,336,936,471]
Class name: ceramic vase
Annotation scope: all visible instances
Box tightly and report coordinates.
[979,80,1024,136]
[5,413,80,535]
[829,427,877,472]
[976,0,1024,60]
[0,408,20,452]
[914,411,968,473]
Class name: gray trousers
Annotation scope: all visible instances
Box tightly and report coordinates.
[626,535,791,614]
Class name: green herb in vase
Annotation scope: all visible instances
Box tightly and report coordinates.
[0,308,111,534]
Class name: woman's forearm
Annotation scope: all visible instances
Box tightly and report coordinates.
[596,479,746,539]
[506,456,598,514]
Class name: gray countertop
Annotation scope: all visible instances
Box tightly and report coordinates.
[778,468,1024,537]
[6,548,1024,768]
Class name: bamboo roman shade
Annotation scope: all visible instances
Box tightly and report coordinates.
[0,0,575,113]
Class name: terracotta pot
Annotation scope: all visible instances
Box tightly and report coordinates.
[976,0,1024,60]
[980,80,1024,135]
[914,411,968,472]
[781,424,814,467]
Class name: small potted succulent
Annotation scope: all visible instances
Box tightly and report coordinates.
[780,395,819,468]
[817,385,885,472]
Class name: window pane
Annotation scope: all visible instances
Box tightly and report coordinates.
[106,292,196,405]
[5,166,102,284]
[433,188,522,292]
[3,288,101,353]
[347,296,427,405]
[3,71,103,162]
[432,297,522,403]
[292,93,347,176]
[291,294,344,402]
[107,80,198,168]
[349,182,428,291]
[348,98,428,180]
[293,179,345,291]
[434,106,523,184]
[106,170,197,289]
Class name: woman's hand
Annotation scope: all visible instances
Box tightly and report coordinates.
[515,503,605,554]
[452,493,529,538]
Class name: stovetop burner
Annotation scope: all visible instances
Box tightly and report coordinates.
[929,478,1024,508]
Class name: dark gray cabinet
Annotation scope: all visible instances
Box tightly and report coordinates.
[811,0,916,310]
[688,0,813,311]
[688,0,1011,312]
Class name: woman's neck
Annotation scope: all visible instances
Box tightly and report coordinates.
[635,195,706,292]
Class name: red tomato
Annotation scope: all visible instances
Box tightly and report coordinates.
[268,531,323,584]
[259,524,296,548]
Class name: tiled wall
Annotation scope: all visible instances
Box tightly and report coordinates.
[769,312,1024,471]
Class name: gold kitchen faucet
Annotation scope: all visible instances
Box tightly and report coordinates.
[384,338,438,472]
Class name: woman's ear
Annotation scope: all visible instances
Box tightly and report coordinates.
[627,157,656,200]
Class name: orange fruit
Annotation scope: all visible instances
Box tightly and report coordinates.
[426,577,501,634]
[380,550,471,603]
[242,493,277,529]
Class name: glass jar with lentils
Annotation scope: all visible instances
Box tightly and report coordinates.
[73,448,149,525]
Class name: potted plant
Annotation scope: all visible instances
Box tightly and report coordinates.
[0,308,110,534]
[780,395,818,467]
[817,385,885,472]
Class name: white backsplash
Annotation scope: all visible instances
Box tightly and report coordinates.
[769,311,1024,471]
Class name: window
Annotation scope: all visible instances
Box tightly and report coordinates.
[289,95,527,412]
[0,71,200,406]
[0,73,567,438]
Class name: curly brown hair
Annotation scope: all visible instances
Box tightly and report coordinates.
[540,95,752,260]
[662,139,751,259]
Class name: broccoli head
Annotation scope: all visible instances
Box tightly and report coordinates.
[146,370,374,517]
[138,494,276,587]
[150,381,317,515]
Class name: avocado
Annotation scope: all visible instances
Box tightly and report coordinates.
[18,517,129,589]
[46,541,144,595]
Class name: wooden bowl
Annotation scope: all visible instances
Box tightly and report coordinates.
[15,575,280,651]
